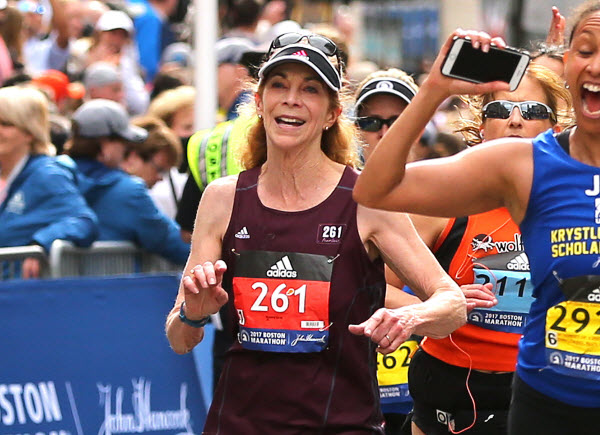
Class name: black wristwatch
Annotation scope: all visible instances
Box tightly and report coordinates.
[179,301,211,328]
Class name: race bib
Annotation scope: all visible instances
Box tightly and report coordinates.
[470,251,534,333]
[233,250,333,353]
[545,274,600,380]
[377,338,419,405]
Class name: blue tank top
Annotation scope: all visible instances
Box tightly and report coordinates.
[519,129,600,407]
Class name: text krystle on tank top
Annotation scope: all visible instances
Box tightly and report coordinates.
[203,165,386,434]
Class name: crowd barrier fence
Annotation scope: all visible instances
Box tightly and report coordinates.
[0,240,181,280]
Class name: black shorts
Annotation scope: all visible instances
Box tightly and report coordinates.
[408,348,513,435]
[508,373,600,435]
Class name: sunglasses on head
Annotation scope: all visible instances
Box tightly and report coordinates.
[269,32,338,56]
[268,32,342,71]
[355,116,398,132]
[482,100,556,122]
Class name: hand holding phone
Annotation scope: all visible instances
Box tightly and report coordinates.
[441,37,530,91]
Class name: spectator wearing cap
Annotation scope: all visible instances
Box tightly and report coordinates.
[84,61,124,106]
[20,0,71,74]
[216,37,255,122]
[122,116,183,218]
[131,0,178,83]
[84,10,148,115]
[61,99,189,265]
[31,69,85,114]
[122,116,181,189]
[0,86,98,279]
[154,42,192,90]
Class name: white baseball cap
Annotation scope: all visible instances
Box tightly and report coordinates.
[96,10,134,34]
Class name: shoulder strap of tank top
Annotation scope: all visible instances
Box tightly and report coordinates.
[434,216,468,272]
[555,129,571,155]
[335,165,357,190]
[236,166,261,190]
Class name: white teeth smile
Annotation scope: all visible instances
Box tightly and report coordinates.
[277,117,304,125]
[583,83,600,92]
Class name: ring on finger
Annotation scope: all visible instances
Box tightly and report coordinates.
[385,334,391,342]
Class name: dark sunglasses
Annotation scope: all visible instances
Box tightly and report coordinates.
[268,32,342,73]
[355,116,398,132]
[482,100,556,122]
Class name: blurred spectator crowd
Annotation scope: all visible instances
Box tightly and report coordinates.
[0,0,477,279]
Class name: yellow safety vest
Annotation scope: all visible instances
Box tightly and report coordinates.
[187,117,250,191]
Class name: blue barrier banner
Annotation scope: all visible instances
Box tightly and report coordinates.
[0,274,206,435]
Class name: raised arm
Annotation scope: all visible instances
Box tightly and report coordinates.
[50,0,70,49]
[353,30,527,219]
[546,6,566,46]
[165,176,236,354]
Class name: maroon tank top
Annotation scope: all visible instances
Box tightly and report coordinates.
[203,165,386,434]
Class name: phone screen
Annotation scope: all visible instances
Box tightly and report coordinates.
[449,43,522,83]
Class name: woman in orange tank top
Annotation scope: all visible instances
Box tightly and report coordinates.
[404,63,572,435]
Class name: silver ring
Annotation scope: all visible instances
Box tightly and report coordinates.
[385,334,391,342]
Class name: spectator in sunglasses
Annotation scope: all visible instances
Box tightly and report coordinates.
[353,25,585,434]
[166,33,476,433]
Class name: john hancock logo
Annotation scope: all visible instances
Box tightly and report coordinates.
[97,378,196,435]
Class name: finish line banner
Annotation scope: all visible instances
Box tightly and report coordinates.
[0,274,206,435]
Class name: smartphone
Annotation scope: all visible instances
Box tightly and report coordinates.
[441,37,530,91]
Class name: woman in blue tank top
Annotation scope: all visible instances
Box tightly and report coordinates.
[163,33,491,434]
[355,4,600,435]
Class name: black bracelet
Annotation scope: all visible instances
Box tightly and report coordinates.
[179,301,211,328]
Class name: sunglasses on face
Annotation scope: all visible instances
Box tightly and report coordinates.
[482,100,556,122]
[355,116,399,132]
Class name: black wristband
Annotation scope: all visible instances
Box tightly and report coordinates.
[179,301,210,328]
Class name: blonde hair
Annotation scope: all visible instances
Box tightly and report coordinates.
[454,63,574,145]
[0,86,53,155]
[237,78,359,170]
[147,85,195,127]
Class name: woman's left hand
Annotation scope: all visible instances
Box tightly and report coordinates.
[349,307,418,354]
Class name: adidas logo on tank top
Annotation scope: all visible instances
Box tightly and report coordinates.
[235,227,250,239]
[266,255,297,278]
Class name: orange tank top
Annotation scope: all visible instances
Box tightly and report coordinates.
[421,208,531,372]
